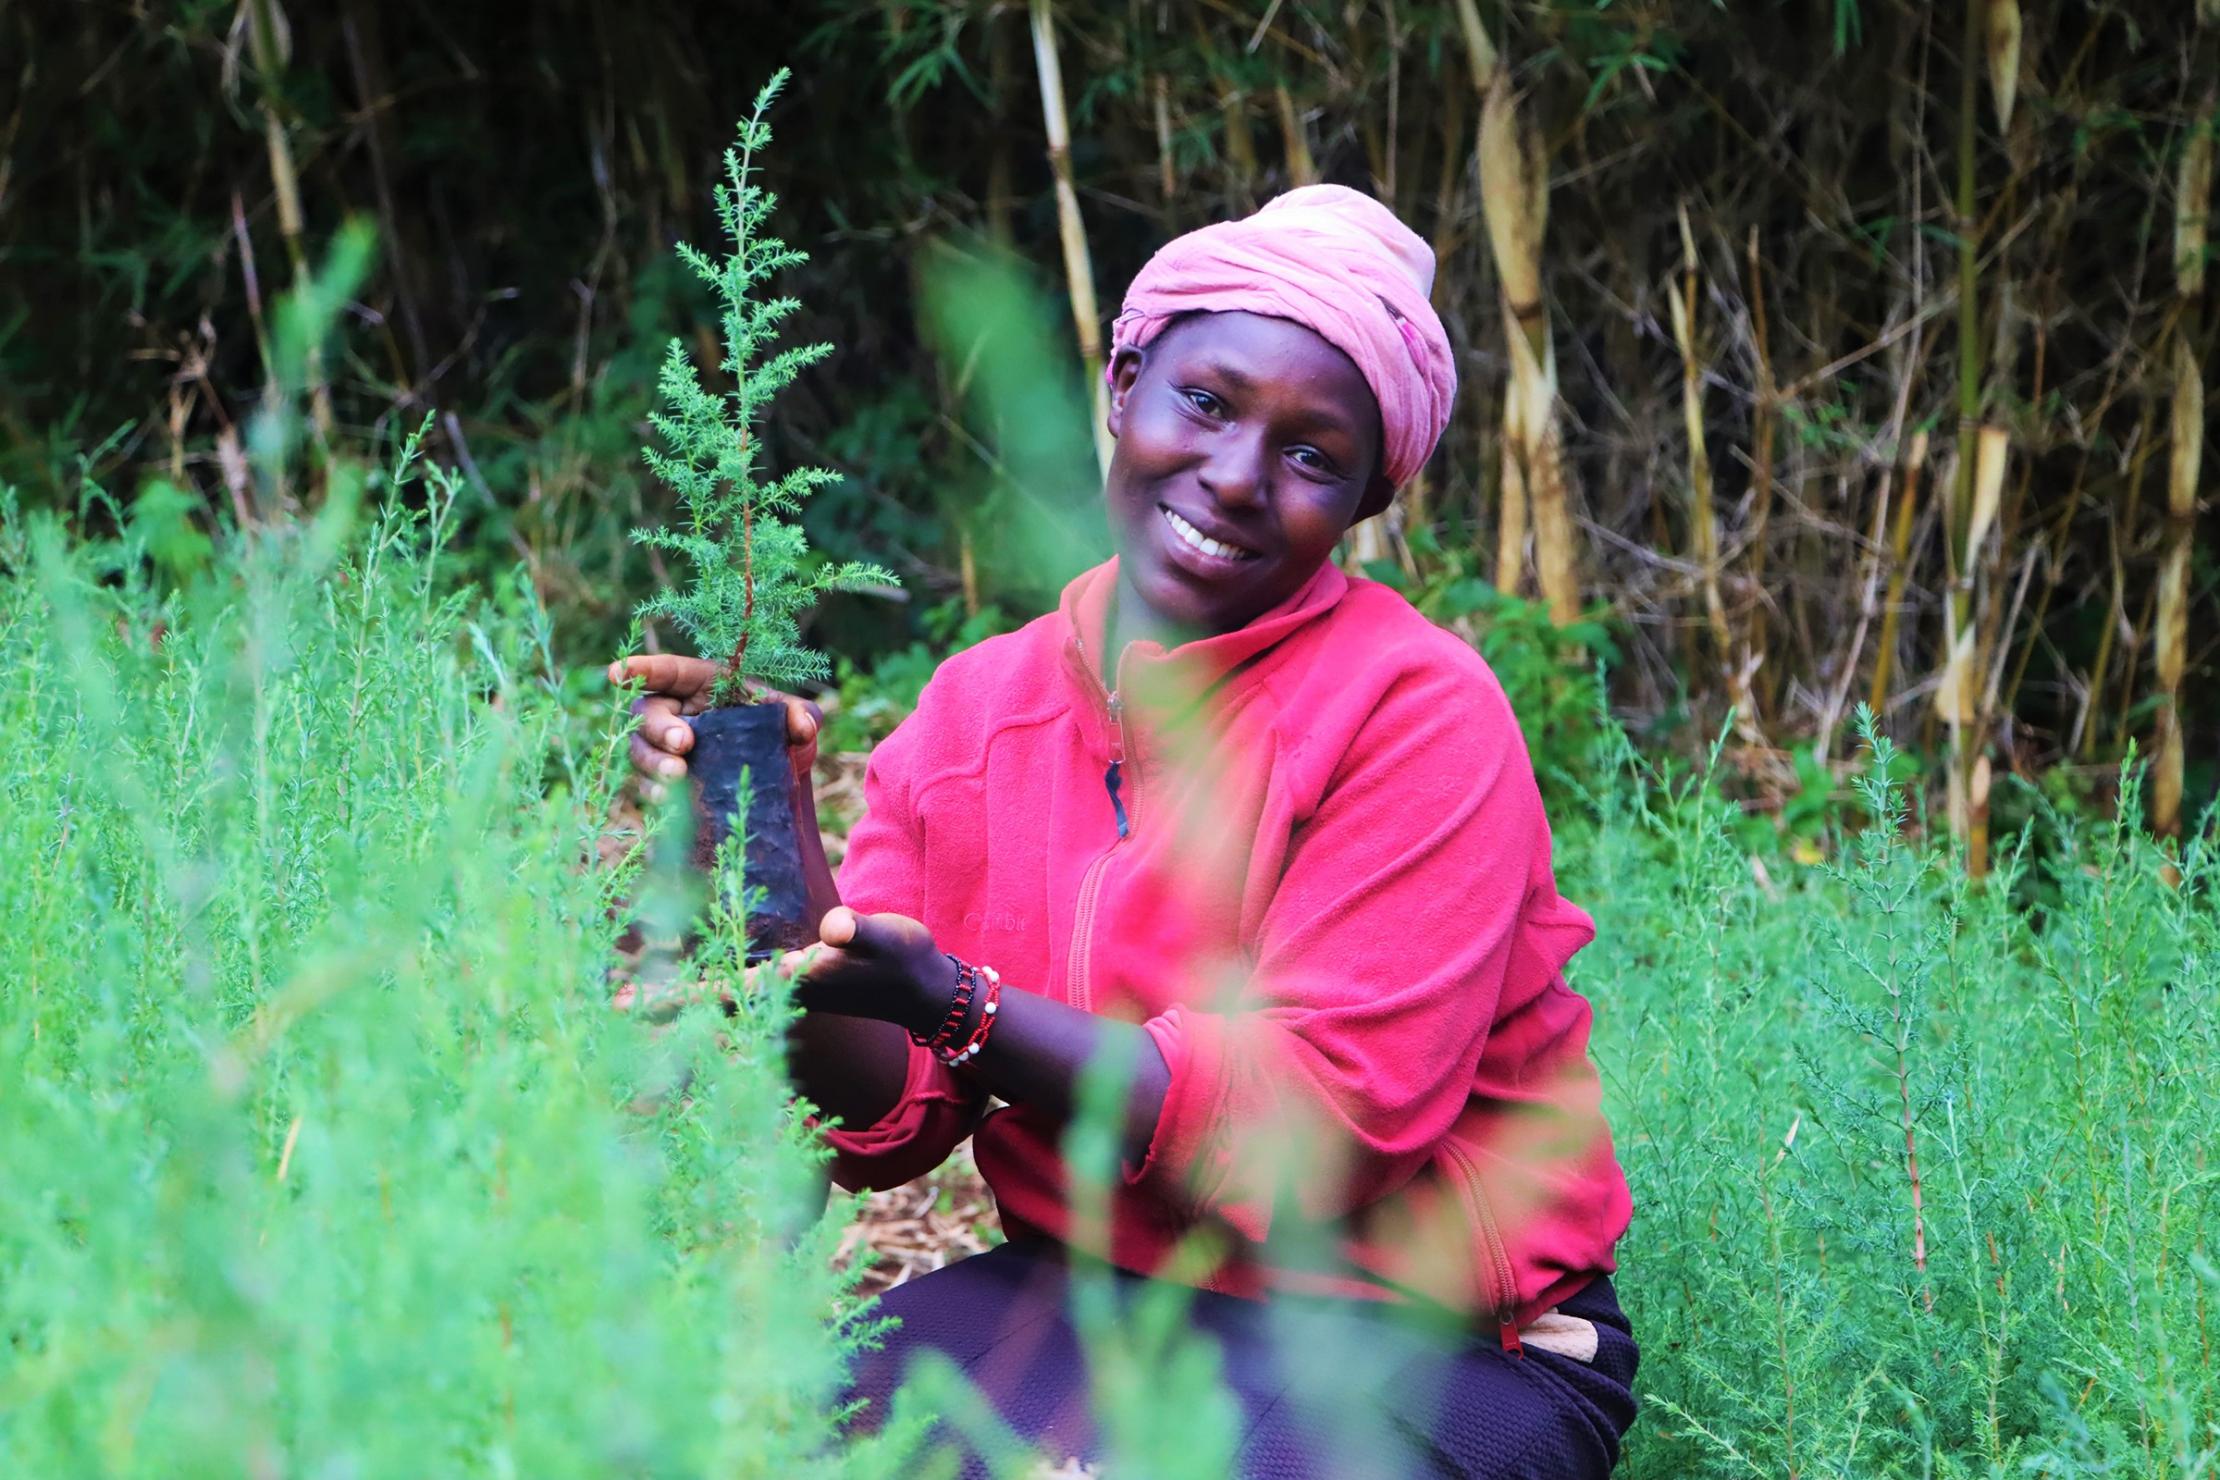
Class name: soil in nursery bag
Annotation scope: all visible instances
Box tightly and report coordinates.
[685,701,817,958]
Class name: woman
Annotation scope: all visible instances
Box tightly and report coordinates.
[612,186,1635,1477]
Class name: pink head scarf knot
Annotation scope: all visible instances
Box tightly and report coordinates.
[1109,184,1457,504]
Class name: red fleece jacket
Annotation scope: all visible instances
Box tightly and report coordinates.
[824,558,1631,1344]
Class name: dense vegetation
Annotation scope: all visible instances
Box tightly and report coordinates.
[0,461,895,1472]
[4,470,2212,1476]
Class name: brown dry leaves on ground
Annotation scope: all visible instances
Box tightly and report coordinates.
[833,1139,1000,1297]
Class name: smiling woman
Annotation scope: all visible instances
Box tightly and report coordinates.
[615,185,1635,1478]
[1103,311,1383,651]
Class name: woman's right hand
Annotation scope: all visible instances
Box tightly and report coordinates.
[606,654,822,797]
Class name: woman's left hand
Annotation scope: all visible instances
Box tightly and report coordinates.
[780,906,956,1037]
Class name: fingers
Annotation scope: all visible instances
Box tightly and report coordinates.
[629,694,694,754]
[816,906,859,949]
[608,653,720,707]
[626,693,693,782]
[628,732,687,782]
[816,908,917,962]
[777,942,834,978]
[783,695,820,749]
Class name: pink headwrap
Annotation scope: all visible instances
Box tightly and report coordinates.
[1109,184,1457,502]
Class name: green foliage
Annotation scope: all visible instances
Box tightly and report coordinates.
[0,460,925,1471]
[8,447,2218,1474]
[915,242,1112,602]
[632,71,896,704]
[1575,711,2220,1478]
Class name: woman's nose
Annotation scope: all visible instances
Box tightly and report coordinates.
[1197,432,1268,510]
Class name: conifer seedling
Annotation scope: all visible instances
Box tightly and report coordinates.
[633,67,895,701]
[633,69,885,951]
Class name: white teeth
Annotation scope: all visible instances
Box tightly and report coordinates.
[1163,508,1256,562]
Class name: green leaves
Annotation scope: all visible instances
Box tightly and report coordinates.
[635,68,895,703]
[0,474,884,1473]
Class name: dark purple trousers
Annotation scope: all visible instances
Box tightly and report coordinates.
[846,1240,1638,1478]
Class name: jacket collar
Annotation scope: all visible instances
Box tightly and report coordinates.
[1056,556,1350,748]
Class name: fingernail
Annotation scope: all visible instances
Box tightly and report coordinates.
[659,758,684,778]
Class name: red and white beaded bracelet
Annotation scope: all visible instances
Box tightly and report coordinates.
[937,964,1002,1067]
[909,956,978,1054]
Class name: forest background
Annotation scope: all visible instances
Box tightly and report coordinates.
[7,0,2215,855]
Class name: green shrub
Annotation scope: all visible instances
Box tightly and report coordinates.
[1574,714,2219,1477]
[0,462,903,1474]
[5,416,2214,1475]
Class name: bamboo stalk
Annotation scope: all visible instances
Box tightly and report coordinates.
[1193,18,1257,207]
[1274,85,1314,187]
[1940,0,1987,866]
[2111,583,2161,759]
[1427,84,1466,293]
[2155,340,2204,841]
[1380,0,1402,205]
[1985,0,2022,132]
[1744,228,1777,705]
[1937,427,2008,854]
[1478,72,1579,624]
[2179,100,2214,302]
[1028,0,1113,475]
[2155,94,2211,842]
[1339,46,1398,581]
[2074,572,2118,760]
[1153,73,1176,208]
[1450,0,1501,88]
[246,0,334,448]
[1870,432,1925,714]
[1669,207,1758,727]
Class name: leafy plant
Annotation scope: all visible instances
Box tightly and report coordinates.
[0,464,910,1474]
[632,69,895,705]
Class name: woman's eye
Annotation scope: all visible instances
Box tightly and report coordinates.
[1289,447,1337,475]
[1180,388,1223,416]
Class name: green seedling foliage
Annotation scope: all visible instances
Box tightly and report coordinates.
[0,468,904,1474]
[632,70,896,705]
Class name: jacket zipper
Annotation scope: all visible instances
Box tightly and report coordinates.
[1441,1138,1525,1356]
[1064,691,1129,1016]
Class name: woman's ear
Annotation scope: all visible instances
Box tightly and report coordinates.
[1106,348,1146,438]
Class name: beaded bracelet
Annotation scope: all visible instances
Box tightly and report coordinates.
[937,966,1002,1067]
[909,955,978,1052]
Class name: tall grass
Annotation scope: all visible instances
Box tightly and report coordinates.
[1578,717,2220,1477]
[0,455,897,1475]
[2,446,2214,1474]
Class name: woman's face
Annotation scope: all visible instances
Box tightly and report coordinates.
[1104,311,1385,641]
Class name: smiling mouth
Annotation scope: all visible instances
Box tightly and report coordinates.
[1161,506,1260,563]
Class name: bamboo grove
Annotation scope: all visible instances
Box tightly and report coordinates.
[5,1,2216,853]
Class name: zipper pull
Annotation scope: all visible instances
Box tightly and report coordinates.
[1498,1308,1525,1358]
[1106,692,1125,759]
[1105,760,1130,840]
